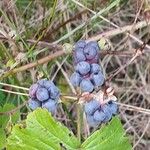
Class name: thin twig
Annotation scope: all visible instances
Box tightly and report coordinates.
[27,40,63,50]
[51,56,69,81]
[55,61,76,94]
[0,82,29,91]
[0,49,138,80]
[0,88,29,96]
[77,103,82,142]
[71,0,150,50]
[58,96,150,115]
[53,0,120,44]
[1,19,149,79]
[107,44,145,81]
[87,21,150,45]
[0,88,150,116]
[132,119,150,149]
[116,102,150,115]
[0,50,65,79]
[45,9,88,39]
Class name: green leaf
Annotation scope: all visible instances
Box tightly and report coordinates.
[81,117,132,150]
[7,109,131,150]
[7,108,80,150]
[0,128,6,149]
[0,103,20,128]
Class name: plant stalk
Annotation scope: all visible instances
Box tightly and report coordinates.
[77,103,82,142]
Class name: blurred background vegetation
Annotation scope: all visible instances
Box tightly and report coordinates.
[0,0,150,149]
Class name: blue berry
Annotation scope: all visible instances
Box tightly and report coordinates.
[80,79,94,92]
[91,63,101,74]
[43,80,55,89]
[75,40,86,49]
[28,99,41,110]
[74,48,86,63]
[28,79,60,114]
[91,71,105,87]
[84,99,100,115]
[42,99,57,114]
[37,79,58,91]
[86,115,99,127]
[108,101,118,115]
[36,87,49,101]
[93,109,105,122]
[87,53,99,64]
[84,100,118,127]
[37,79,46,87]
[76,61,90,75]
[84,46,98,60]
[29,83,39,98]
[87,41,100,51]
[102,105,112,122]
[70,72,82,87]
[48,85,60,100]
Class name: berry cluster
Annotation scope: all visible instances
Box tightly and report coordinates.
[71,40,118,126]
[28,79,60,114]
[73,40,99,65]
[84,99,118,127]
[70,40,105,92]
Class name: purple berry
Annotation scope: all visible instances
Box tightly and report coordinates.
[84,45,98,60]
[91,64,101,74]
[29,83,39,98]
[84,99,100,115]
[86,115,99,127]
[70,72,82,87]
[76,61,90,75]
[42,99,57,114]
[74,48,86,63]
[87,54,99,64]
[48,85,60,100]
[28,99,41,110]
[37,79,46,87]
[36,87,49,101]
[43,80,55,89]
[91,71,105,87]
[108,101,118,115]
[75,40,86,50]
[28,79,60,113]
[93,110,105,122]
[37,79,53,88]
[102,105,112,122]
[87,41,100,51]
[80,79,94,92]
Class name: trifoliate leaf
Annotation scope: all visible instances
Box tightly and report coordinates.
[81,117,132,150]
[7,108,80,150]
